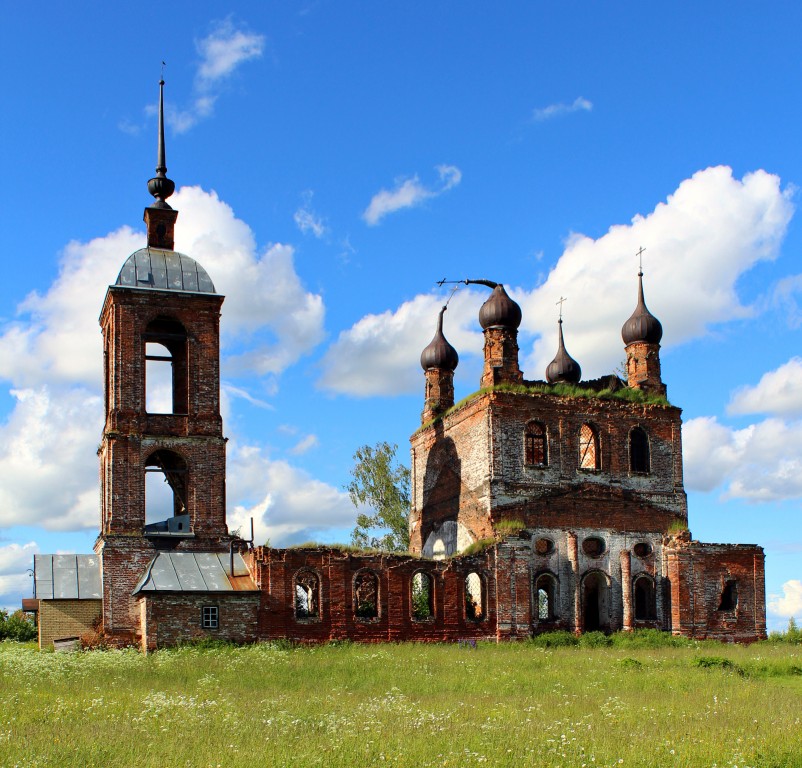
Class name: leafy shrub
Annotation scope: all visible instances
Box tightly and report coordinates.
[610,629,693,649]
[579,631,612,648]
[0,609,36,642]
[767,617,802,644]
[529,631,579,648]
[694,656,745,676]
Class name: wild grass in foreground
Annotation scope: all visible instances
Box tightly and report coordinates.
[1,632,801,768]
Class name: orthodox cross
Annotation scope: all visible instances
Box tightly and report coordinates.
[556,296,567,321]
[636,246,646,275]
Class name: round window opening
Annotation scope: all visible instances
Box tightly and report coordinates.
[582,537,606,558]
[534,538,554,556]
[633,542,652,559]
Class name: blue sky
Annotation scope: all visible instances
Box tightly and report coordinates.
[0,2,800,630]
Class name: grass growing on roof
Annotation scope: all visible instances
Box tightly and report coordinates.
[1,635,801,767]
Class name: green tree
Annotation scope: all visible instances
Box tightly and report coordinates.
[347,442,411,552]
[0,609,37,642]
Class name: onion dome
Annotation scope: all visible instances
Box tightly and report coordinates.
[621,271,663,345]
[478,284,522,330]
[545,319,581,383]
[421,307,459,371]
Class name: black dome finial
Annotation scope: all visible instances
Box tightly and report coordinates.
[621,256,663,345]
[421,306,459,371]
[147,70,176,209]
[545,315,581,384]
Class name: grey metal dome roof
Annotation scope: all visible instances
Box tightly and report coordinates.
[420,307,459,371]
[115,248,217,293]
[621,272,663,345]
[545,319,582,384]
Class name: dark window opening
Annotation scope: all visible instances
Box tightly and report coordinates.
[633,542,652,559]
[633,576,656,620]
[144,317,188,415]
[202,605,219,629]
[524,422,548,466]
[630,427,650,474]
[579,423,600,470]
[535,573,558,621]
[412,572,434,620]
[295,571,320,619]
[465,572,484,621]
[143,450,189,533]
[718,580,738,611]
[354,571,379,619]
[582,537,606,558]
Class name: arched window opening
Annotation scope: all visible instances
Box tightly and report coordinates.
[535,573,558,621]
[295,571,320,619]
[524,421,548,466]
[630,427,650,474]
[412,572,434,620]
[144,450,189,534]
[633,575,656,621]
[718,580,738,611]
[354,571,379,619]
[144,317,188,415]
[579,423,600,470]
[465,572,485,621]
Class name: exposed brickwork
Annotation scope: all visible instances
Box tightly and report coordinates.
[480,328,523,388]
[625,341,666,395]
[38,600,101,649]
[422,368,455,424]
[139,593,261,651]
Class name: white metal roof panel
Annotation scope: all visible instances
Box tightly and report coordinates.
[133,552,254,594]
[34,555,101,600]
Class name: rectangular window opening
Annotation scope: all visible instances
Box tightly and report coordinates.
[202,605,219,629]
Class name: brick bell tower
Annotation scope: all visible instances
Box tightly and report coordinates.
[95,79,229,640]
[470,280,523,388]
[420,306,459,424]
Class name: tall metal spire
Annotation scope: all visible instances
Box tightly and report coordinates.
[147,71,175,209]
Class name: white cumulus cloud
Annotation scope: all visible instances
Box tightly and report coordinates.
[728,357,802,417]
[768,579,802,619]
[362,165,462,226]
[532,96,593,122]
[322,166,793,396]
[683,415,802,501]
[0,542,39,610]
[226,444,355,546]
[319,291,483,396]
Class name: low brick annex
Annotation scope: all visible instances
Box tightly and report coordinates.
[24,97,766,649]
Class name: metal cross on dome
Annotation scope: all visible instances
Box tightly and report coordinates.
[636,246,646,275]
[556,295,567,321]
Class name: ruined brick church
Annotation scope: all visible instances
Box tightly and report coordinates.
[26,82,766,650]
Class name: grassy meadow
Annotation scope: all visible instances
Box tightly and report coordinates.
[1,634,801,768]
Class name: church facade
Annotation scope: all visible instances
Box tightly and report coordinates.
[25,83,766,650]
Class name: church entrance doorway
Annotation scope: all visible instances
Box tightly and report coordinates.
[582,571,610,632]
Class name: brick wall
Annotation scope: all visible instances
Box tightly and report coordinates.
[249,547,498,643]
[38,600,102,649]
[139,593,261,651]
[663,536,766,641]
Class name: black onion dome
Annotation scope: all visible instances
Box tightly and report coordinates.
[621,272,663,345]
[545,320,581,383]
[421,307,459,371]
[478,284,522,330]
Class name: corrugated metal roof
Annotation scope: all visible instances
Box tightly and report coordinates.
[34,555,101,600]
[133,552,255,594]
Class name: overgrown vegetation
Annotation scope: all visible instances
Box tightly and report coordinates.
[1,634,800,767]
